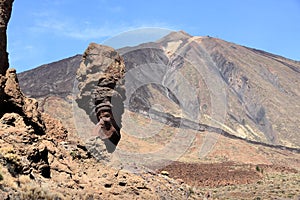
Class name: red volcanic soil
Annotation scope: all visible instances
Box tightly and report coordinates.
[160,161,296,188]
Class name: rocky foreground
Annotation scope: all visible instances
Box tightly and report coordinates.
[0,68,205,199]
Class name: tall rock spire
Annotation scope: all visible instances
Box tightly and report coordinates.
[0,0,14,75]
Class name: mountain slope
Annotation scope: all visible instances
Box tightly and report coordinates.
[18,54,81,99]
[199,36,300,147]
[18,31,300,150]
[118,31,300,148]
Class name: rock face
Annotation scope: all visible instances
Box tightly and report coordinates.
[0,68,64,179]
[0,67,73,197]
[0,68,45,133]
[76,43,125,152]
[0,0,13,75]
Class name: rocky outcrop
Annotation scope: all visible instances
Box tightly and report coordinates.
[0,0,13,75]
[0,68,68,179]
[0,68,45,133]
[76,43,125,152]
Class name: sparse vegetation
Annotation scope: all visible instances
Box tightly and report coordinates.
[255,165,264,174]
[20,184,64,200]
[70,151,77,159]
[256,165,260,172]
[194,170,300,199]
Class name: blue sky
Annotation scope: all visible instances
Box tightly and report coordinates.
[7,0,300,72]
